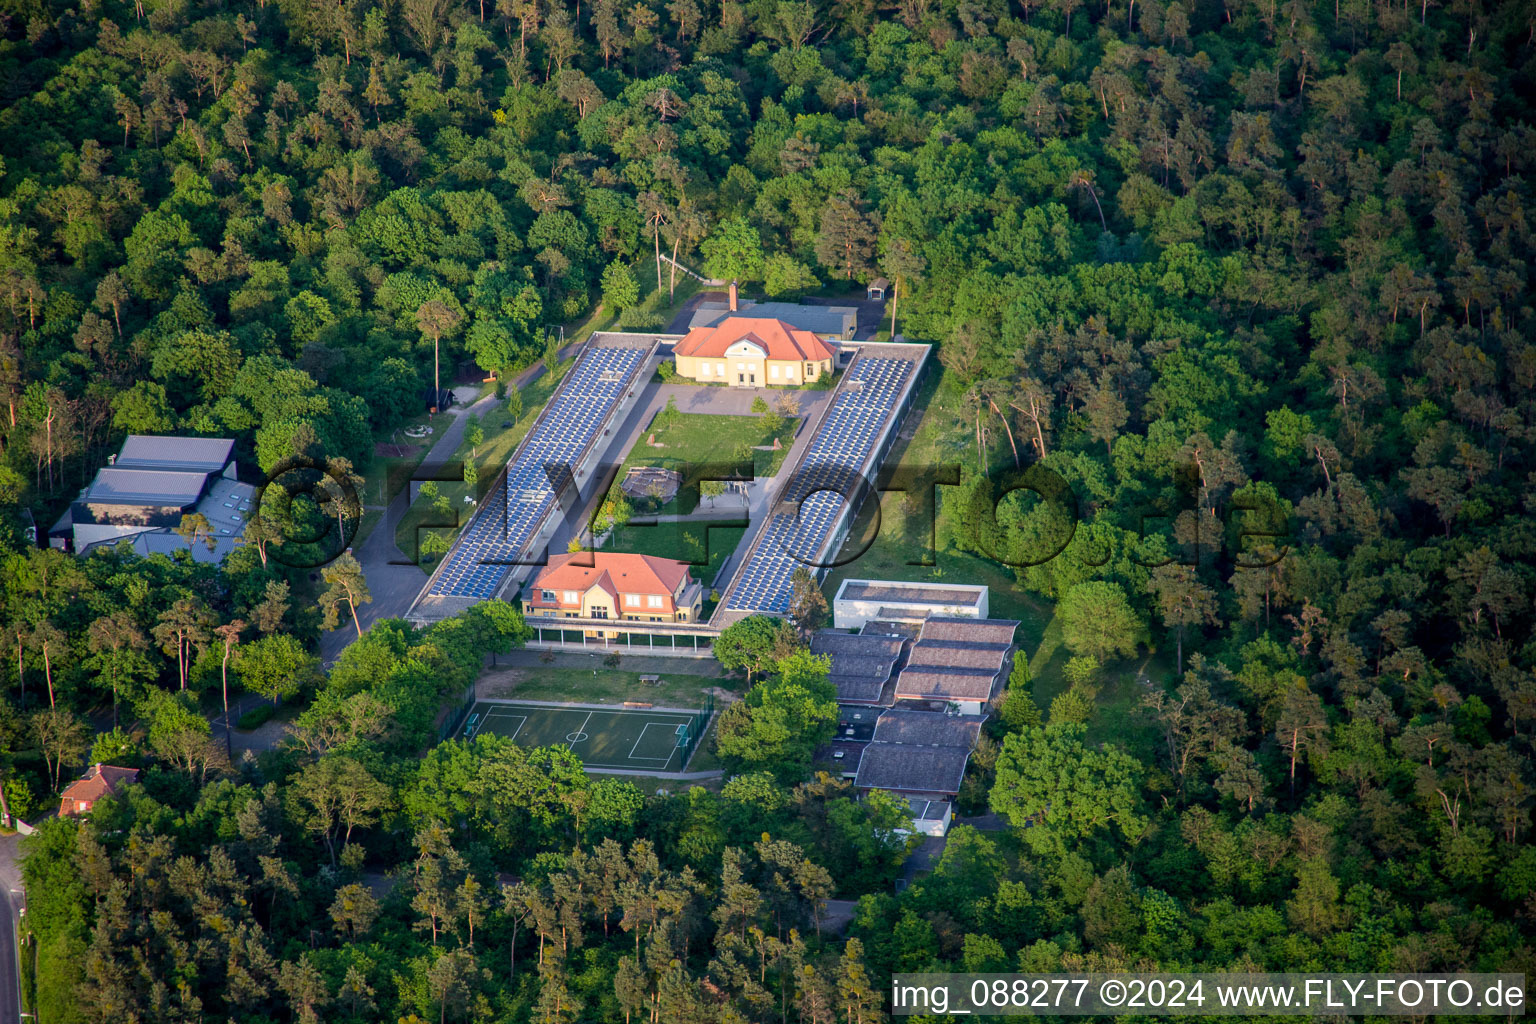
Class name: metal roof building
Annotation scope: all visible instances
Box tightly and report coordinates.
[51,435,253,562]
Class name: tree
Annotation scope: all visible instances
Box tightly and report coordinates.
[428,948,485,1024]
[87,612,150,727]
[27,620,68,709]
[991,722,1147,855]
[1142,668,1246,802]
[175,512,216,553]
[601,260,639,313]
[814,190,878,281]
[320,553,372,638]
[295,756,391,866]
[240,515,283,569]
[999,651,1041,729]
[763,255,819,298]
[417,300,464,413]
[715,615,795,684]
[1275,684,1330,796]
[32,709,88,792]
[152,598,215,691]
[788,567,828,635]
[701,218,766,283]
[1147,565,1218,676]
[716,649,837,780]
[214,620,245,758]
[878,236,924,339]
[1058,582,1143,664]
[329,882,380,940]
[144,690,228,784]
[235,633,319,704]
[277,955,331,1024]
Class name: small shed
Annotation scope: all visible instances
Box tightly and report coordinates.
[866,277,890,300]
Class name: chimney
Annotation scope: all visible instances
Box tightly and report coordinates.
[728,280,738,313]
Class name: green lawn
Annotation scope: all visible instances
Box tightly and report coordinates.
[477,664,724,710]
[609,411,797,517]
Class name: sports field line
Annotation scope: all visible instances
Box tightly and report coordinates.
[483,709,529,742]
[569,710,594,741]
[627,722,675,763]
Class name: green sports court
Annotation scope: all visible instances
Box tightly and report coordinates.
[458,700,707,772]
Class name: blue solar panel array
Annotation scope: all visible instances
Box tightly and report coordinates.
[427,344,649,599]
[723,355,914,615]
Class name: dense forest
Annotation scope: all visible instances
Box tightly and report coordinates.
[3,0,1536,1016]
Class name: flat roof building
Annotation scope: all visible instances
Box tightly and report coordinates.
[833,579,989,629]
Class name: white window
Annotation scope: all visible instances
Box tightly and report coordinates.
[700,362,711,376]
[736,362,745,371]
[717,362,725,375]
[770,365,780,379]
[647,595,664,608]
[563,590,579,604]
[540,590,555,601]
[625,594,641,606]
[786,365,796,378]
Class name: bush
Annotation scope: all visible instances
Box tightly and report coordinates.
[618,306,664,330]
[236,704,279,730]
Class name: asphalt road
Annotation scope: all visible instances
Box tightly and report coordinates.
[0,887,17,1024]
[0,832,23,1024]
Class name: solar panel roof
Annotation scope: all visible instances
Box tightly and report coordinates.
[722,354,916,616]
[425,341,650,600]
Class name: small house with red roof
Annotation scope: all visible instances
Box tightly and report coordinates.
[671,316,835,387]
[522,552,702,625]
[58,764,139,817]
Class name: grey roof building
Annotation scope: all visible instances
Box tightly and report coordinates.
[853,710,984,796]
[891,616,1018,711]
[688,300,859,339]
[50,435,255,563]
[811,630,904,704]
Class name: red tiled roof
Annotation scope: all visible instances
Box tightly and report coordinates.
[60,764,139,805]
[530,552,691,612]
[673,317,835,362]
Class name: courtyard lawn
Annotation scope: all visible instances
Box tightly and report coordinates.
[613,411,798,517]
[602,522,744,581]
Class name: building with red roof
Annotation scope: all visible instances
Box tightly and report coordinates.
[58,764,139,817]
[523,552,702,623]
[672,316,835,386]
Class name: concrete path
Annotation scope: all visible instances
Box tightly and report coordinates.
[583,767,724,780]
[482,649,725,676]
[207,692,296,756]
[821,898,860,936]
